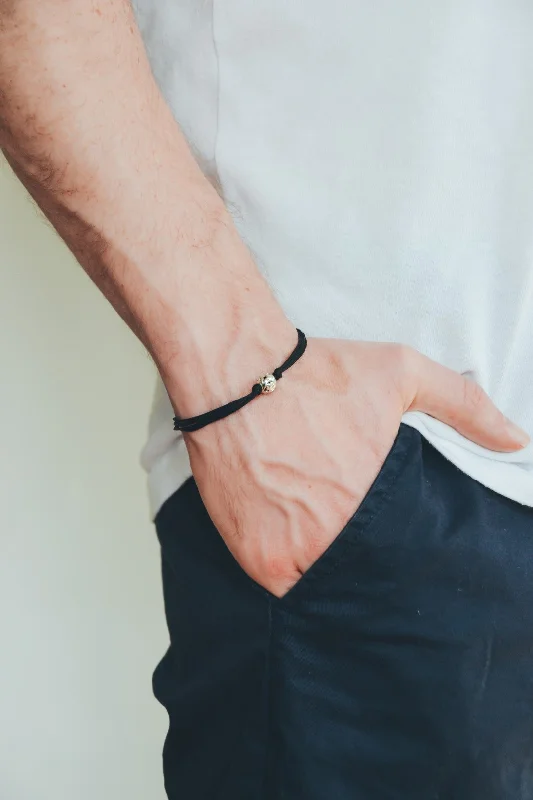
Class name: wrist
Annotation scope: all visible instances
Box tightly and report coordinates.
[158,300,295,419]
[145,214,295,417]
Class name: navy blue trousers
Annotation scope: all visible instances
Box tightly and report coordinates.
[153,424,533,799]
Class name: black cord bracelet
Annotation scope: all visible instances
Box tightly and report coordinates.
[173,328,307,433]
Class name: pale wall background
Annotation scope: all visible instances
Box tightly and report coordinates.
[0,157,169,799]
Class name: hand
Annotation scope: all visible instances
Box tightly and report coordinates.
[181,338,529,598]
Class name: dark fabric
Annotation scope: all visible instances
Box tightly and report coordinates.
[153,424,533,799]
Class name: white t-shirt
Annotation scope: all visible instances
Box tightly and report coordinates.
[135,0,533,518]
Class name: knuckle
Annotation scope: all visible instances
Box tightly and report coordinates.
[390,343,420,401]
[397,343,420,375]
[390,343,414,372]
[462,378,488,413]
[263,554,294,583]
[304,535,327,564]
[259,554,301,597]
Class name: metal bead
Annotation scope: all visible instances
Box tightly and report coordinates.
[258,374,277,394]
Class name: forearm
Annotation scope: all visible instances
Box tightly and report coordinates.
[0,0,292,414]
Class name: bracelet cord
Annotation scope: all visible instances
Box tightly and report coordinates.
[173,328,307,433]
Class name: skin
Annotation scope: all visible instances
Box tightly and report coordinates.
[0,0,529,597]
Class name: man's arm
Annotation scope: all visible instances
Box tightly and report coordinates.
[0,0,294,417]
[1,0,527,597]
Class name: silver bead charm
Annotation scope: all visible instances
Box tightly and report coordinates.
[258,374,277,394]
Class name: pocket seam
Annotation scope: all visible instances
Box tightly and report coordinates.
[274,423,418,604]
[156,426,418,606]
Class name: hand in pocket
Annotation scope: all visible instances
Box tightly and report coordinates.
[180,338,528,597]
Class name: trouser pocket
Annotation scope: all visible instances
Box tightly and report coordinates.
[154,427,533,799]
[152,424,421,799]
[265,433,533,800]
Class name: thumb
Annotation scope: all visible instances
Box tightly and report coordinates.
[404,350,530,452]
